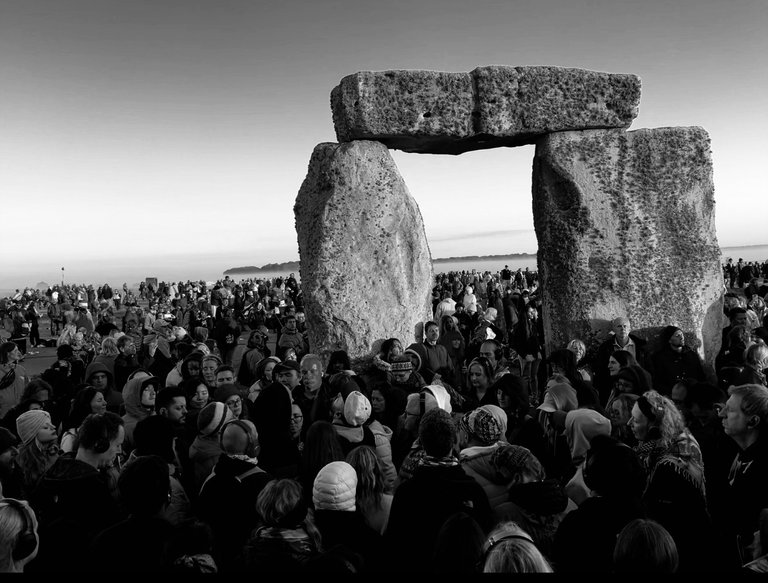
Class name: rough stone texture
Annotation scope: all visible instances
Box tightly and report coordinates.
[331,66,640,154]
[532,127,723,369]
[295,140,433,365]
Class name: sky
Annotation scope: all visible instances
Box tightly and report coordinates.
[1,0,766,289]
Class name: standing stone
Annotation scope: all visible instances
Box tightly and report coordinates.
[295,140,433,364]
[533,127,723,367]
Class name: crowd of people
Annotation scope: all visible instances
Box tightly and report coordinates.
[0,261,765,573]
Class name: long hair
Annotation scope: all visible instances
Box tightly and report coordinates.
[346,445,384,514]
[99,337,119,357]
[300,421,344,503]
[639,390,686,445]
[481,521,553,573]
[16,439,58,494]
[0,342,18,365]
[62,386,102,433]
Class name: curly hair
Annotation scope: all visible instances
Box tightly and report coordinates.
[638,390,686,445]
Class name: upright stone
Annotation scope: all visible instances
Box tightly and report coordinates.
[295,140,433,364]
[533,127,723,367]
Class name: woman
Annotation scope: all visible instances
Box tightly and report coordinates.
[297,420,345,508]
[371,338,404,382]
[14,409,59,498]
[462,357,499,411]
[369,383,406,433]
[91,337,119,380]
[439,316,466,390]
[629,390,715,572]
[237,329,271,387]
[179,351,204,383]
[480,521,553,573]
[248,356,281,404]
[346,445,393,535]
[241,478,321,571]
[59,386,108,453]
[606,392,639,447]
[120,370,158,456]
[548,348,602,413]
[0,342,28,421]
[605,364,652,413]
[1,379,55,438]
[289,403,305,454]
[180,377,211,445]
[462,285,478,315]
[607,349,639,379]
[327,350,351,374]
[567,338,593,382]
[200,354,222,392]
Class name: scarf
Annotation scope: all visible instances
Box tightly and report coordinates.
[420,454,459,468]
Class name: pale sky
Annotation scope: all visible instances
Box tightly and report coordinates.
[1,0,766,288]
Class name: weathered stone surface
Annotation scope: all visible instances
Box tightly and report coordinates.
[331,66,640,154]
[533,127,723,368]
[294,140,433,364]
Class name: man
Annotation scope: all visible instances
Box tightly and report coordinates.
[649,325,706,396]
[407,321,455,386]
[479,339,510,382]
[277,314,307,361]
[197,419,272,571]
[500,265,512,288]
[717,384,768,568]
[274,360,301,392]
[293,354,333,430]
[433,291,456,323]
[593,317,649,405]
[30,412,125,571]
[453,302,474,346]
[214,365,235,388]
[155,386,193,499]
[385,408,493,571]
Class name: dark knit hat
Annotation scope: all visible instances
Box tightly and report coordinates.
[213,385,241,404]
[660,325,682,343]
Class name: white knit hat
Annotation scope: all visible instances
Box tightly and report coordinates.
[16,410,51,446]
[312,461,357,512]
[343,391,371,427]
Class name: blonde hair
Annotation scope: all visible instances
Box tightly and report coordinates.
[100,337,119,357]
[481,521,553,573]
[0,500,34,572]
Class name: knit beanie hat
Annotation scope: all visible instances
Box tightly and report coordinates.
[660,325,682,344]
[16,409,52,446]
[312,461,357,512]
[197,401,233,436]
[343,391,371,427]
[459,406,504,445]
[213,385,241,404]
[390,355,413,373]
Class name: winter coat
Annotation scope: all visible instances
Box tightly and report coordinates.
[332,419,396,493]
[121,371,156,455]
[241,525,320,572]
[189,434,224,493]
[84,361,122,414]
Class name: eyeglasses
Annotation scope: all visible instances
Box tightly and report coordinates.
[290,414,303,422]
[226,398,242,408]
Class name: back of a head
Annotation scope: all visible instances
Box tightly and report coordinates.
[119,454,170,517]
[583,434,645,499]
[613,518,679,573]
[418,408,456,458]
[481,521,553,573]
[220,419,259,457]
[432,511,485,574]
[256,478,308,528]
[133,415,175,462]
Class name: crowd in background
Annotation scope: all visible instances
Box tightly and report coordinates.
[0,261,766,573]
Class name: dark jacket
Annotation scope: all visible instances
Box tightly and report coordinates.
[89,516,177,572]
[650,345,706,395]
[593,334,649,404]
[385,462,493,572]
[312,509,384,573]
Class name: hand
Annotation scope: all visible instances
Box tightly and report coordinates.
[525,354,535,362]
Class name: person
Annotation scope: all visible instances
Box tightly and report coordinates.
[479,521,553,573]
[514,303,544,403]
[613,518,679,573]
[385,408,493,572]
[629,390,715,571]
[553,435,647,573]
[197,419,273,571]
[439,316,466,390]
[649,325,707,396]
[294,354,334,429]
[311,460,384,572]
[59,385,108,453]
[388,354,427,395]
[89,454,177,572]
[406,320,456,386]
[83,360,122,415]
[593,317,650,406]
[346,445,393,535]
[120,370,158,456]
[716,324,752,390]
[237,329,271,387]
[28,412,126,572]
[113,334,140,392]
[1,378,55,439]
[0,427,23,499]
[0,342,29,421]
[247,355,281,404]
[548,348,602,412]
[717,383,768,568]
[743,508,768,574]
[188,401,235,493]
[567,338,593,382]
[606,392,640,447]
[431,511,486,574]
[200,354,223,392]
[297,420,345,507]
[276,314,307,361]
[241,478,321,572]
[0,497,40,573]
[327,350,352,374]
[604,362,652,412]
[562,408,613,505]
[462,356,499,411]
[14,410,59,499]
[735,342,768,387]
[251,371,299,478]
[369,383,406,434]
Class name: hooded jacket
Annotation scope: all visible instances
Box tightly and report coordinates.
[121,372,157,455]
[84,361,122,414]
